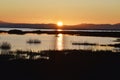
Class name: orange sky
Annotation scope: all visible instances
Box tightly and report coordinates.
[0,0,120,25]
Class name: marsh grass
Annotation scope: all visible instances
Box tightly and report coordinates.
[0,49,49,60]
[114,38,120,42]
[27,39,41,44]
[0,49,120,61]
[72,42,98,46]
[0,42,11,50]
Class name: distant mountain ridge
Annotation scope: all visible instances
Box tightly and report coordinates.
[68,23,120,30]
[0,20,120,30]
[0,20,13,24]
[0,20,8,24]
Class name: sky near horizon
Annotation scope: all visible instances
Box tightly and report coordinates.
[0,0,120,25]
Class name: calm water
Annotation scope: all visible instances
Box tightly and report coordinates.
[0,32,120,53]
[0,28,54,31]
[0,28,120,32]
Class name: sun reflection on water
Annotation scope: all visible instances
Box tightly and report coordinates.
[56,33,63,50]
[57,29,62,32]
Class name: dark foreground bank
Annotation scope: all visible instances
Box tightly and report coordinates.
[0,50,120,80]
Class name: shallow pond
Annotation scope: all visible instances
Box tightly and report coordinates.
[0,33,120,53]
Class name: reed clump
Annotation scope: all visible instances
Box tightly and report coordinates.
[0,42,11,50]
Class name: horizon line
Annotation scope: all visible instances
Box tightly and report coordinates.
[0,20,120,26]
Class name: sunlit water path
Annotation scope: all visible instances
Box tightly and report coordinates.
[0,31,120,54]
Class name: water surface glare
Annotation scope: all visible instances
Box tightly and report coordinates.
[0,33,120,53]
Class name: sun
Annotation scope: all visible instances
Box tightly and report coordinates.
[57,21,63,27]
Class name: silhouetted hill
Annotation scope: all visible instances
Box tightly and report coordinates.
[0,23,57,29]
[66,24,120,30]
[0,20,11,24]
[0,21,120,30]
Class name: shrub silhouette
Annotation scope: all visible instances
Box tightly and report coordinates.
[8,29,24,34]
[27,39,41,44]
[0,42,11,50]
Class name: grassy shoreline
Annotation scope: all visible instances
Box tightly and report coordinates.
[0,50,120,80]
[0,49,120,60]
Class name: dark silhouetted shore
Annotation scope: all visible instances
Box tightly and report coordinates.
[0,50,120,80]
[0,29,120,37]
